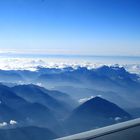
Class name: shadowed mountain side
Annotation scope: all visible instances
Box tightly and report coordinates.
[64,97,132,135]
[12,84,73,119]
[0,84,59,130]
[0,103,23,122]
[0,126,57,140]
[0,70,24,83]
[36,86,78,108]
[37,66,140,92]
[19,102,59,129]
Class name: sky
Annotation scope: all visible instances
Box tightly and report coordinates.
[0,0,140,56]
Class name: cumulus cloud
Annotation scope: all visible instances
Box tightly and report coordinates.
[10,120,17,125]
[0,120,18,127]
[0,122,8,127]
[114,117,122,121]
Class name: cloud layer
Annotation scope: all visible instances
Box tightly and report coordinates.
[0,57,139,74]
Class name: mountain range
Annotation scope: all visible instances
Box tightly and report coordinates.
[0,65,139,139]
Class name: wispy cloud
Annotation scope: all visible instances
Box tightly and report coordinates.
[78,95,102,103]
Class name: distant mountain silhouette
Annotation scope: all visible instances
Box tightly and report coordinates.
[37,85,77,108]
[0,84,58,130]
[65,97,131,134]
[0,70,23,82]
[37,66,140,91]
[12,84,72,118]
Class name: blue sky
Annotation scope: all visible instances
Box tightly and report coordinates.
[0,0,140,56]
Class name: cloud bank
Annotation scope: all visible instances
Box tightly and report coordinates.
[0,57,139,75]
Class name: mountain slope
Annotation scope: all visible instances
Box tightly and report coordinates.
[0,126,57,140]
[12,84,71,118]
[0,84,58,129]
[37,86,78,108]
[65,97,132,134]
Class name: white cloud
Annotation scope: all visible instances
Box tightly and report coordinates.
[0,57,139,75]
[36,83,42,86]
[78,96,94,103]
[0,120,18,127]
[114,117,122,121]
[0,122,8,127]
[10,120,17,125]
[79,95,101,103]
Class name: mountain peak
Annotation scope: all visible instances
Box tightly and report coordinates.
[65,97,131,134]
[69,96,131,124]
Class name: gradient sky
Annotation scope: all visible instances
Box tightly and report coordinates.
[0,0,140,56]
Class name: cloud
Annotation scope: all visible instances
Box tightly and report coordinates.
[0,57,139,75]
[114,117,122,121]
[0,122,8,127]
[78,95,102,103]
[10,120,17,125]
[0,120,18,128]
